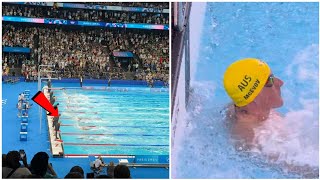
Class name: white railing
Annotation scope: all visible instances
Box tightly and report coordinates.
[37,65,58,134]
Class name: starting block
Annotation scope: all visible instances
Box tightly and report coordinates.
[20,132,28,141]
[21,124,28,132]
[23,90,30,98]
[21,116,28,124]
[24,90,30,95]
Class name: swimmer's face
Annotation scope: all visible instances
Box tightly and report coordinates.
[256,74,284,108]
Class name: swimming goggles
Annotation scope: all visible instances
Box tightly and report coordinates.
[265,74,274,87]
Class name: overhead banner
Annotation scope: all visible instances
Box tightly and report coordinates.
[113,51,134,58]
[6,2,169,14]
[3,47,31,53]
[3,16,169,30]
[2,16,44,23]
[134,155,169,164]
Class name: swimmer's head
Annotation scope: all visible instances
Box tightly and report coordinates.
[223,58,283,108]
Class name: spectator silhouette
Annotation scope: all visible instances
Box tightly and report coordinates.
[2,151,31,178]
[107,161,115,178]
[114,165,131,179]
[29,152,57,178]
[2,154,7,167]
[65,172,83,178]
[69,165,84,178]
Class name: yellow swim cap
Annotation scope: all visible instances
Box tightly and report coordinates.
[223,58,271,107]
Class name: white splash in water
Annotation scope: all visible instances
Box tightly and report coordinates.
[190,2,207,82]
[286,44,318,82]
[252,45,319,171]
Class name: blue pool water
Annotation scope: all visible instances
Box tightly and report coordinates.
[173,2,319,178]
[2,82,169,178]
[52,83,169,155]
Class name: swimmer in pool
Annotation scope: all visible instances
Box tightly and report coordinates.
[223,58,284,150]
[80,126,91,130]
[77,117,92,124]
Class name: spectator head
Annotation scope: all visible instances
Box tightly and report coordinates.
[109,161,114,166]
[6,151,21,169]
[69,166,84,177]
[65,172,84,178]
[114,165,130,178]
[2,154,7,167]
[30,152,49,177]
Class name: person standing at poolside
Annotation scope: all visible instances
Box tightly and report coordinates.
[50,96,56,105]
[223,58,284,150]
[47,79,52,93]
[108,77,111,87]
[80,76,83,87]
[52,114,61,128]
[54,122,61,140]
[50,91,54,101]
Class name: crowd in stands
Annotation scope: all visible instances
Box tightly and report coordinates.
[2,151,131,178]
[2,2,169,86]
[2,3,169,24]
[3,23,169,84]
[2,25,37,48]
[78,2,169,9]
[2,53,37,78]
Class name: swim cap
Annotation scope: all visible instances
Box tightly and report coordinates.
[223,58,271,107]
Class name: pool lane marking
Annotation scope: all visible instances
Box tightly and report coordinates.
[63,143,169,147]
[55,101,166,104]
[61,132,168,137]
[64,154,135,158]
[60,118,167,122]
[50,87,168,91]
[61,105,168,110]
[55,96,168,100]
[59,111,168,115]
[61,124,169,128]
[62,117,102,120]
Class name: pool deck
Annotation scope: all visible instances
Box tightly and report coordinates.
[43,86,64,157]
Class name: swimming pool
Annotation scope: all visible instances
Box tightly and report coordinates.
[51,83,169,156]
[172,2,319,178]
[2,81,169,178]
